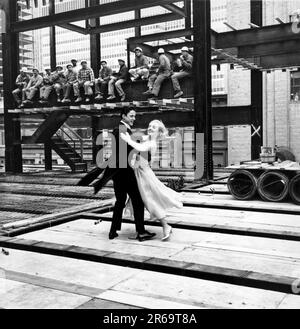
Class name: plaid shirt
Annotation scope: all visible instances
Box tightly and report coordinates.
[78,68,95,83]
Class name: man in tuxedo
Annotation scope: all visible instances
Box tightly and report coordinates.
[78,107,155,242]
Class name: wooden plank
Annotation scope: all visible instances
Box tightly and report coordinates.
[2,248,296,309]
[181,193,300,214]
[96,290,199,309]
[15,220,300,281]
[1,233,298,296]
[98,206,300,239]
[5,270,105,298]
[0,282,90,309]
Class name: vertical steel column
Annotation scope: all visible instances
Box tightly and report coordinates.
[44,0,56,170]
[250,0,263,159]
[3,0,23,173]
[89,0,101,164]
[135,9,141,37]
[185,0,192,37]
[128,9,141,67]
[193,0,213,180]
[44,141,52,170]
[49,0,56,71]
[90,0,101,75]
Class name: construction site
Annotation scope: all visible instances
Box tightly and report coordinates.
[0,0,300,311]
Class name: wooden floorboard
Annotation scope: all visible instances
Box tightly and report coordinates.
[182,192,300,214]
[3,248,297,308]
[96,207,300,240]
[1,220,299,295]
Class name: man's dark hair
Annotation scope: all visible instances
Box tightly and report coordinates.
[120,106,135,118]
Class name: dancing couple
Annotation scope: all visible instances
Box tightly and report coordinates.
[78,107,183,241]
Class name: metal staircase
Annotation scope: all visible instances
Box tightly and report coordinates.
[51,124,87,173]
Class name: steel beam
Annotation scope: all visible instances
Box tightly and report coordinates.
[250,0,263,160]
[58,23,89,35]
[49,0,56,71]
[11,0,177,32]
[216,22,300,49]
[44,141,53,171]
[162,4,186,17]
[151,41,193,53]
[128,28,193,44]
[89,13,181,34]
[185,0,192,40]
[135,9,141,38]
[258,53,300,69]
[238,39,300,58]
[2,0,23,173]
[94,106,252,130]
[193,0,213,180]
[90,0,101,165]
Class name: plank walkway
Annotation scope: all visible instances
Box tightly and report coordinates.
[1,171,299,308]
[1,217,300,309]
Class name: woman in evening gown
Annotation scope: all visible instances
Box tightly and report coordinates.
[120,120,183,241]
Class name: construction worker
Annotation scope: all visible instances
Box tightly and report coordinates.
[12,67,30,108]
[39,68,53,104]
[95,60,113,100]
[129,47,149,81]
[62,64,78,103]
[107,59,129,102]
[143,48,171,99]
[51,65,66,103]
[21,68,43,106]
[171,46,193,98]
[73,60,95,103]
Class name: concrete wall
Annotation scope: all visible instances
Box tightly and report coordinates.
[262,0,300,161]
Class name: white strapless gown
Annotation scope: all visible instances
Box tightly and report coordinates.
[126,156,183,220]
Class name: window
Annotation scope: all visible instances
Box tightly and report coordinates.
[290,71,300,101]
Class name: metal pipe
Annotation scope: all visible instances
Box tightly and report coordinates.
[257,171,290,202]
[289,174,300,205]
[227,169,259,200]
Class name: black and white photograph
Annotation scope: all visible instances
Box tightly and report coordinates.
[0,0,300,316]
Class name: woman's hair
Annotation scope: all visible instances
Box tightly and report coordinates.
[149,120,168,139]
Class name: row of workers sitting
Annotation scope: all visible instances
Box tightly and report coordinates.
[12,46,193,108]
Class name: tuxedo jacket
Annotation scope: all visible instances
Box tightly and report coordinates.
[77,122,136,193]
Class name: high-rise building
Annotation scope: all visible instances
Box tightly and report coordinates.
[0,3,34,110]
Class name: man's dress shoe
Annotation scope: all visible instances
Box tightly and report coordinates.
[109,232,119,240]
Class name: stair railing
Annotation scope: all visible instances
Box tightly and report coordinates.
[56,124,84,160]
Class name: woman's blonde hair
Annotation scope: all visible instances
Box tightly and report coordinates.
[149,120,168,139]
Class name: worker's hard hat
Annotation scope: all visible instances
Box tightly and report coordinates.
[158,48,165,54]
[181,46,189,52]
